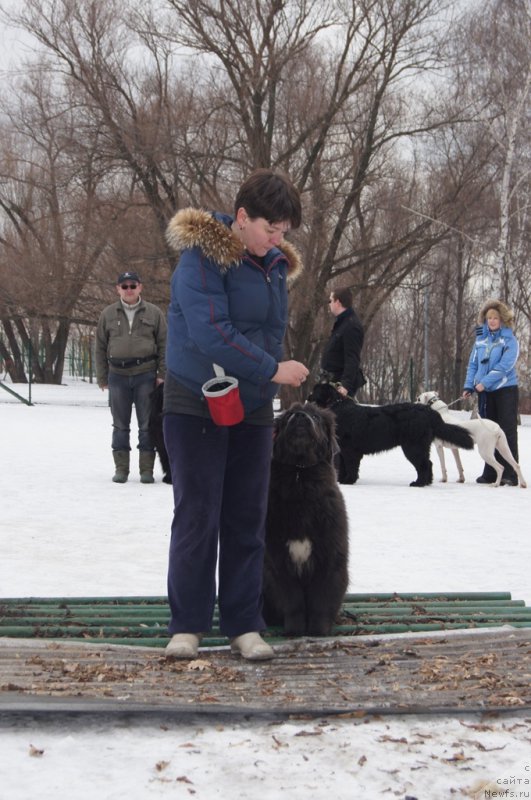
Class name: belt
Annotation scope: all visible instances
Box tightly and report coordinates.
[108,355,156,369]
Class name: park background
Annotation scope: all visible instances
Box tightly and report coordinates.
[1,3,530,798]
[0,0,530,410]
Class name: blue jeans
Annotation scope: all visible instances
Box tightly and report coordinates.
[108,370,156,451]
[163,413,274,638]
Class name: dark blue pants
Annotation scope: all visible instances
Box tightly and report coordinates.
[163,414,273,638]
[480,385,519,481]
[108,370,155,451]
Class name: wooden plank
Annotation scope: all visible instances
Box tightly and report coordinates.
[1,629,530,717]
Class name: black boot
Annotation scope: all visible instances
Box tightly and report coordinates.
[476,465,497,484]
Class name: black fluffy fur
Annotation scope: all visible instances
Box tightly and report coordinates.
[263,402,349,636]
[148,383,172,484]
[308,383,474,487]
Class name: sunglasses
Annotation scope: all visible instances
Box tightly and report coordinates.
[120,283,138,290]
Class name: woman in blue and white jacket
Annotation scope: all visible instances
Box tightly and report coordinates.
[462,299,520,485]
[162,169,308,662]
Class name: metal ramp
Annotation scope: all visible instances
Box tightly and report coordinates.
[1,592,531,647]
[2,592,530,717]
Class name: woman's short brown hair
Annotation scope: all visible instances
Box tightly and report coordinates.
[234,169,302,229]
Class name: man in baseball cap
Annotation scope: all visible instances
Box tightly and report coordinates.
[95,272,166,484]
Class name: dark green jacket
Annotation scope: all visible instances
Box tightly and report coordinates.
[96,299,167,387]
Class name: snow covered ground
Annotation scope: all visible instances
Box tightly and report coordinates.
[1,379,530,800]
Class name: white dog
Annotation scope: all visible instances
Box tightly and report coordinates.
[416,391,526,488]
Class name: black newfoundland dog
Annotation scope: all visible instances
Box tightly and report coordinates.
[263,402,349,637]
[149,383,172,484]
[308,382,474,487]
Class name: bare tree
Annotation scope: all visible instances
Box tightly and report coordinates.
[160,1,474,401]
[5,0,528,401]
[11,0,190,237]
[452,0,531,299]
[0,70,127,382]
[399,0,531,405]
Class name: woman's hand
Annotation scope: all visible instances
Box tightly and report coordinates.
[272,360,309,387]
[475,383,485,392]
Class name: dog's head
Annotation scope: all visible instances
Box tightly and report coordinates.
[273,402,338,466]
[416,391,439,406]
[306,382,342,409]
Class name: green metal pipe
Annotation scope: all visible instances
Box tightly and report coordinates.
[2,599,526,613]
[344,592,515,602]
[3,621,530,648]
[0,625,167,637]
[0,591,515,606]
[0,596,169,606]
[340,613,531,623]
[342,600,526,609]
[2,601,525,621]
[3,613,531,639]
[342,607,531,618]
[0,608,170,619]
[4,607,531,628]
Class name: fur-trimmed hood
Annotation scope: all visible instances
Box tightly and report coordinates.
[166,207,303,283]
[477,298,514,328]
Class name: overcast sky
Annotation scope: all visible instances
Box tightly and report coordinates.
[0,2,40,76]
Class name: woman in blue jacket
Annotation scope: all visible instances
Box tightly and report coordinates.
[163,170,308,661]
[462,299,520,485]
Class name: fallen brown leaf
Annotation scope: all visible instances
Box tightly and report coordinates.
[442,749,473,764]
[187,660,211,671]
[459,721,494,732]
[377,735,408,744]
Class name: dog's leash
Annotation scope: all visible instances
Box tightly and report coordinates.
[426,393,479,419]
[446,394,480,419]
[446,396,464,408]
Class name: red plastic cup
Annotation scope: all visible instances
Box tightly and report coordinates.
[202,376,244,426]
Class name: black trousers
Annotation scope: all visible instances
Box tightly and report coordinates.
[479,385,519,481]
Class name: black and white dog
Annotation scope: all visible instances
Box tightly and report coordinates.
[417,391,527,488]
[308,382,474,487]
[263,402,349,636]
[148,383,172,484]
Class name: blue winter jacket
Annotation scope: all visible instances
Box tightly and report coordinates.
[164,208,303,413]
[463,323,519,393]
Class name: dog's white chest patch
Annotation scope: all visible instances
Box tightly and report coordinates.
[287,538,312,572]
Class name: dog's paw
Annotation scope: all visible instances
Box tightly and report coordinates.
[283,615,307,637]
[307,622,334,637]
